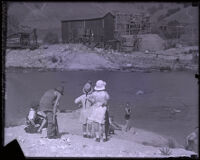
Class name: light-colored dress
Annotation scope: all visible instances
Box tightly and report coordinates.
[74,94,93,124]
[88,91,110,124]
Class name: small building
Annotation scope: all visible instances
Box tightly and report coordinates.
[158,20,186,40]
[7,28,38,49]
[61,12,115,43]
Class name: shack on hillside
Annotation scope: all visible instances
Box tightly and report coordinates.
[7,28,39,49]
[61,12,115,45]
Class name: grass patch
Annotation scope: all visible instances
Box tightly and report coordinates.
[160,147,172,156]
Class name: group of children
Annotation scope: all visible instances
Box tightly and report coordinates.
[24,80,133,142]
[24,81,198,152]
[75,80,111,142]
[75,80,133,142]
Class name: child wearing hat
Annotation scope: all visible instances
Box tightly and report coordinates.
[39,86,64,139]
[88,80,110,142]
[74,81,94,138]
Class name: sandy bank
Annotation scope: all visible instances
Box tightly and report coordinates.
[4,111,196,157]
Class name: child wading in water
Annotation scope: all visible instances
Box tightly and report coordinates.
[124,102,132,132]
[75,81,93,138]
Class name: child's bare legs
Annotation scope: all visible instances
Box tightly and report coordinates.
[82,124,87,137]
[93,122,100,141]
[100,124,106,141]
[125,120,130,132]
[87,121,92,138]
[37,119,47,133]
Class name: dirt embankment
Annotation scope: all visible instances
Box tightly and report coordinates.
[5,44,198,72]
[96,46,198,72]
[4,111,196,157]
[5,44,119,71]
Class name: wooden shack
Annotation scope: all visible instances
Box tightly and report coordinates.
[61,12,115,44]
[7,29,38,49]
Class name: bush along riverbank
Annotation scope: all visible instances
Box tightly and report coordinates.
[4,112,197,157]
[5,44,198,73]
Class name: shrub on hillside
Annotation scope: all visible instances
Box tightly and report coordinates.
[51,56,58,63]
[157,14,166,22]
[43,32,59,44]
[165,8,181,17]
[157,8,180,22]
[164,40,177,49]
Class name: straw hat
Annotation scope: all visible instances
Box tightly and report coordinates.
[55,86,64,95]
[94,80,106,91]
[82,82,93,94]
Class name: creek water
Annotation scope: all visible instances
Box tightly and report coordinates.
[5,70,198,146]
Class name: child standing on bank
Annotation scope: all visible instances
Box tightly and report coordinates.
[74,81,94,138]
[87,80,110,142]
[124,102,132,132]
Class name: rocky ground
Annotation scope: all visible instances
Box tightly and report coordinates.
[5,44,198,72]
[4,111,197,157]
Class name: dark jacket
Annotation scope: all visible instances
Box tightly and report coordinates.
[39,89,56,112]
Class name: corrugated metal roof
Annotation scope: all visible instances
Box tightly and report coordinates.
[61,12,114,22]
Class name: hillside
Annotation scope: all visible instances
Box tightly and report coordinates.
[8,2,198,44]
[7,2,135,40]
[7,2,141,33]
[163,6,198,24]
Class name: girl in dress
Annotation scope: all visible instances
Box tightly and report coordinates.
[88,80,110,142]
[75,81,93,138]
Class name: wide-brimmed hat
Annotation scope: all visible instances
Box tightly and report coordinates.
[94,80,106,91]
[55,86,64,95]
[83,82,93,94]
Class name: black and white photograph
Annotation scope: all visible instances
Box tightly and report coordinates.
[2,1,199,158]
